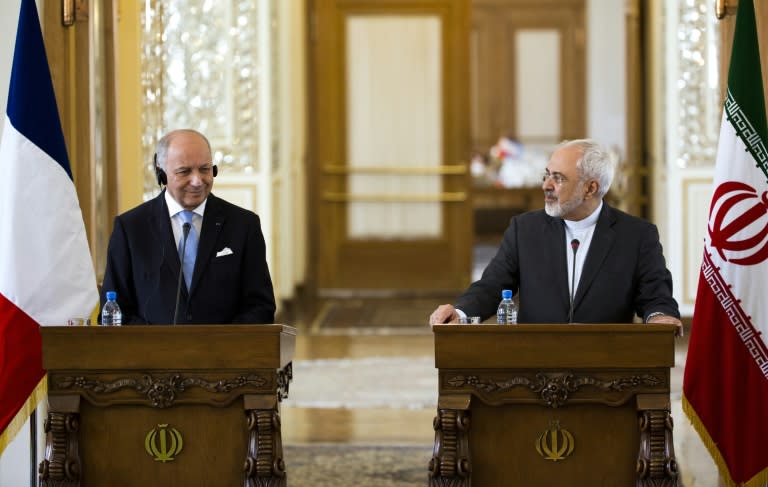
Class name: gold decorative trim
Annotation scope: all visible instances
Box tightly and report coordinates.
[62,0,75,26]
[323,192,466,203]
[323,164,467,175]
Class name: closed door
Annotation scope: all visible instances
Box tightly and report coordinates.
[309,0,472,293]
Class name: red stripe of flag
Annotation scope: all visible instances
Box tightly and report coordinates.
[0,293,43,434]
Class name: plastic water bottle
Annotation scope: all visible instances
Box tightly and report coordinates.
[101,291,122,326]
[496,289,518,325]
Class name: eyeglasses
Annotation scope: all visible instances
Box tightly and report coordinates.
[542,172,568,185]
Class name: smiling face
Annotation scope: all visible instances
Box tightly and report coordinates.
[163,131,214,210]
[542,143,599,221]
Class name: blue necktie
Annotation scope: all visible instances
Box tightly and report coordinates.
[179,210,198,290]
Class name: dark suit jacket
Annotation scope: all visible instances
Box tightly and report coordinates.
[455,203,680,323]
[101,191,276,324]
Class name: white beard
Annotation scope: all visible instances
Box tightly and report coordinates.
[544,188,585,218]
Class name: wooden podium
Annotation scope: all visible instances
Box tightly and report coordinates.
[38,324,295,487]
[429,324,680,486]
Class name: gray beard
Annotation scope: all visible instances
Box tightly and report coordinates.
[545,194,584,218]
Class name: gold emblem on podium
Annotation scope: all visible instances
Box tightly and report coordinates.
[145,424,184,462]
[535,420,574,461]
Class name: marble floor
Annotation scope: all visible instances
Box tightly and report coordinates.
[280,325,720,486]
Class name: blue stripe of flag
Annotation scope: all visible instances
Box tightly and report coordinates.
[6,0,72,180]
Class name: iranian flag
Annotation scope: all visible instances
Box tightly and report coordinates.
[0,0,98,453]
[682,0,768,486]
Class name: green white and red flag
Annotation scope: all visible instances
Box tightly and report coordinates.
[683,1,768,486]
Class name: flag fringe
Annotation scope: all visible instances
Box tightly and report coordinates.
[683,394,768,487]
[0,375,47,457]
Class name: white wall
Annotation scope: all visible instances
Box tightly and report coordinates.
[0,0,21,138]
[587,0,627,154]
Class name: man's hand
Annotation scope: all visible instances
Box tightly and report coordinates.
[647,313,684,337]
[429,304,459,326]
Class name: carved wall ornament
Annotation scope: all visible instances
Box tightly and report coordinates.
[53,373,268,408]
[145,424,184,462]
[535,420,575,461]
[446,372,662,408]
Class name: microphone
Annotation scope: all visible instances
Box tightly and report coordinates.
[173,222,191,325]
[569,239,580,323]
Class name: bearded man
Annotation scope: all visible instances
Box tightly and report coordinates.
[429,139,682,332]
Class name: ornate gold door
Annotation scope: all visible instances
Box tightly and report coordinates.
[309,0,472,293]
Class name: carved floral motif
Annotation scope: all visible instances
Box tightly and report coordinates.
[53,373,267,408]
[446,372,662,408]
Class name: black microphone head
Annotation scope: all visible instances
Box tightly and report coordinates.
[182,221,191,236]
[571,239,580,251]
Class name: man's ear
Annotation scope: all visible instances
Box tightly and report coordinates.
[585,180,599,198]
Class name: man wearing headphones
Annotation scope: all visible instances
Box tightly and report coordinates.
[101,129,276,324]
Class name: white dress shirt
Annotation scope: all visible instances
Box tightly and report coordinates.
[563,200,602,298]
[164,190,206,246]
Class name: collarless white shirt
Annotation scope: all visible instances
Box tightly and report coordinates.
[164,190,207,246]
[563,200,603,297]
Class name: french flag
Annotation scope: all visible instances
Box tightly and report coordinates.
[0,0,97,450]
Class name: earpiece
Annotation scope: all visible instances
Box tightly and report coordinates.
[212,165,218,178]
[154,153,167,186]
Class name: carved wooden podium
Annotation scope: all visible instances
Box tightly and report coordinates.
[429,324,680,486]
[38,324,295,487]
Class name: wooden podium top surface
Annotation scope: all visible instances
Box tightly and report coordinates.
[432,323,676,369]
[41,324,296,371]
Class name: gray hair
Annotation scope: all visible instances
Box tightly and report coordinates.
[556,139,615,198]
[155,129,212,170]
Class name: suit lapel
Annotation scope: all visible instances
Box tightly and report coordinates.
[190,194,225,293]
[152,191,181,280]
[544,215,571,314]
[573,204,616,308]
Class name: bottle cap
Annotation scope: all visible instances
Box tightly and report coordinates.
[106,291,117,301]
[502,289,513,299]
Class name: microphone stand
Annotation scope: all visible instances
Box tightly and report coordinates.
[173,223,191,325]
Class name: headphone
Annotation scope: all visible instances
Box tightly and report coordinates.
[154,153,218,186]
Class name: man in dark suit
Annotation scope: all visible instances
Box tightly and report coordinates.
[430,139,681,332]
[101,129,275,324]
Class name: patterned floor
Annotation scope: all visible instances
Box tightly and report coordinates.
[284,444,432,487]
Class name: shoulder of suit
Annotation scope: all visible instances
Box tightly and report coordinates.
[601,203,656,230]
